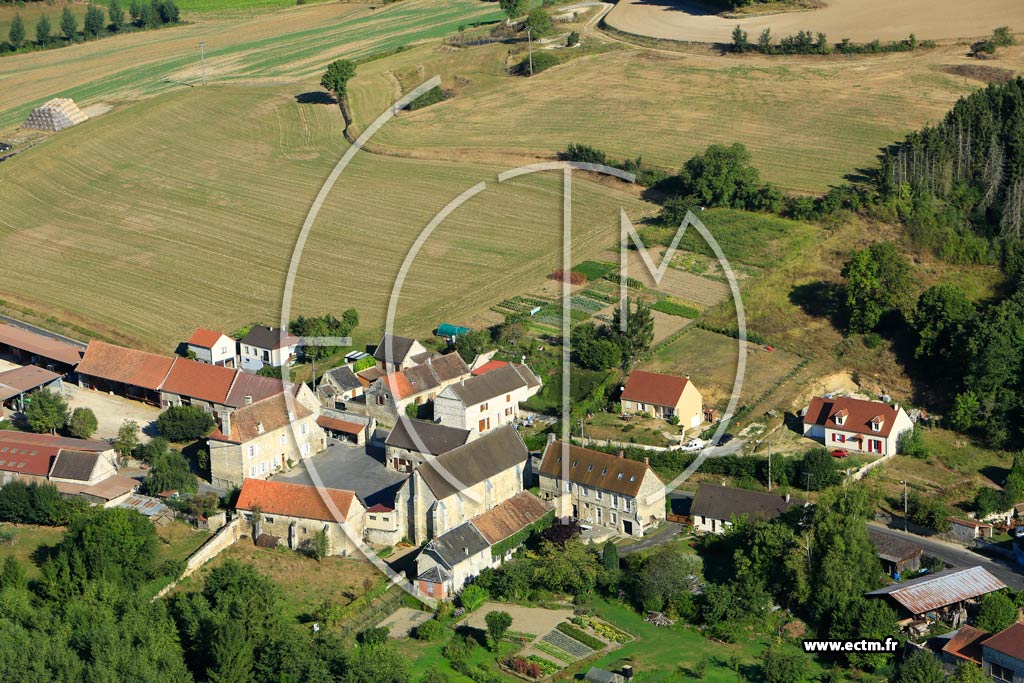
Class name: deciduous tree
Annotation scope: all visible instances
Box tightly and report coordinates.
[484,610,513,650]
[320,59,357,101]
[67,407,98,439]
[8,13,25,49]
[35,14,51,45]
[60,6,77,41]
[25,389,69,434]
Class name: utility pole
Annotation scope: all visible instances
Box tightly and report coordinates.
[526,27,533,76]
[805,472,812,495]
[902,480,908,531]
[199,41,207,85]
[767,440,772,493]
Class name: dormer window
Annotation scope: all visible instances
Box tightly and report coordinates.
[833,408,848,427]
[870,416,884,432]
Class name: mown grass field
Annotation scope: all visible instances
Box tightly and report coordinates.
[351,39,1024,191]
[0,83,653,350]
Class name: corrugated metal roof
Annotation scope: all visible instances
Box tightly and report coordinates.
[866,566,1006,614]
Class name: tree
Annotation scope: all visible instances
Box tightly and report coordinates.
[347,643,410,683]
[156,0,180,24]
[810,488,884,618]
[84,4,105,39]
[976,591,1018,633]
[320,59,357,101]
[908,492,952,532]
[799,448,840,491]
[499,0,527,21]
[484,610,513,650]
[842,242,914,333]
[731,25,749,52]
[305,528,328,561]
[290,310,358,361]
[523,8,552,37]
[895,649,944,683]
[636,544,703,612]
[157,404,216,441]
[143,442,196,494]
[608,299,654,370]
[458,584,488,611]
[601,539,618,572]
[207,620,254,683]
[66,407,98,439]
[566,30,580,47]
[8,13,25,50]
[758,27,772,52]
[25,389,69,434]
[674,143,762,210]
[452,329,492,364]
[952,661,991,683]
[0,556,26,591]
[115,420,139,461]
[35,14,52,45]
[50,507,159,589]
[60,6,78,41]
[109,0,126,31]
[897,428,927,458]
[913,285,975,369]
[762,645,808,683]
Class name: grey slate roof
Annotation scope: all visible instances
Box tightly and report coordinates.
[323,366,362,392]
[241,325,298,351]
[48,450,103,482]
[386,416,471,456]
[439,364,539,406]
[417,425,527,500]
[416,565,449,583]
[373,334,418,364]
[690,484,803,522]
[868,528,923,564]
[422,521,490,569]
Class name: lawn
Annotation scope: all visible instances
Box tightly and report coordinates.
[645,327,804,411]
[0,523,65,580]
[0,83,653,350]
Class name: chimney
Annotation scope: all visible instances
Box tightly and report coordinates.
[244,395,253,405]
[617,450,624,459]
[221,412,231,438]
[547,433,557,446]
[785,493,791,503]
[463,547,469,556]
[644,456,649,467]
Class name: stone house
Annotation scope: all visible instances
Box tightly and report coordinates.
[317,365,364,409]
[48,449,117,488]
[364,503,402,546]
[0,430,113,487]
[414,491,550,599]
[365,352,471,425]
[689,483,804,535]
[620,370,704,429]
[983,623,1024,683]
[947,517,994,544]
[384,416,472,473]
[537,440,665,538]
[395,425,529,544]
[434,363,541,435]
[235,478,366,557]
[239,325,301,371]
[803,395,914,456]
[185,328,237,367]
[208,392,326,488]
[373,334,430,374]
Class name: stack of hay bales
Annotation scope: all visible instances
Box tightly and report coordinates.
[22,98,88,132]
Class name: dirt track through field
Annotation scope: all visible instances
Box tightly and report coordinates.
[606,0,1024,44]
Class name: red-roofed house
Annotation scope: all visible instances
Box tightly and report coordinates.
[185,329,237,367]
[803,395,914,456]
[365,352,472,424]
[621,370,703,428]
[235,478,366,557]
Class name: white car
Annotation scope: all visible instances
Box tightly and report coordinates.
[678,438,705,452]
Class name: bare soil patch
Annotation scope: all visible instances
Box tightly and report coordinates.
[939,64,1018,84]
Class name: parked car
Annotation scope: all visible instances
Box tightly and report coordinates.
[714,434,734,447]
[831,449,849,458]
[677,438,705,452]
[1014,526,1024,538]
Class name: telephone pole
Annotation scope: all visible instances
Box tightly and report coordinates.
[199,41,207,85]
[767,440,772,493]
[526,27,533,76]
[901,480,908,531]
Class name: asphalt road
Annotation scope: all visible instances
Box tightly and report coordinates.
[867,522,1024,590]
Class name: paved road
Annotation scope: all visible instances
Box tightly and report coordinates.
[0,314,87,349]
[867,522,1024,590]
[618,521,684,555]
[275,439,407,507]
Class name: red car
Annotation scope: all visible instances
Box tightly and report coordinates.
[831,449,849,458]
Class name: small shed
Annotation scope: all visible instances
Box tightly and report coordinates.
[947,517,994,544]
[585,668,626,683]
[868,528,923,576]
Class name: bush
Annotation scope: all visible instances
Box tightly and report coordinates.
[407,85,448,111]
[459,584,489,611]
[517,50,559,76]
[157,405,216,442]
[415,619,445,641]
[66,407,98,439]
[524,8,552,37]
[567,30,579,47]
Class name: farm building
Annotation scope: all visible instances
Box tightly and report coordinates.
[803,395,914,456]
[868,528,923,576]
[0,430,113,487]
[947,517,994,544]
[48,449,117,489]
[365,352,471,424]
[0,365,62,418]
[22,98,88,132]
[689,483,803,534]
[471,359,509,376]
[537,441,666,538]
[317,410,373,445]
[941,625,989,666]
[414,491,550,599]
[865,566,1006,623]
[433,363,541,434]
[982,623,1024,683]
[0,323,84,373]
[185,328,237,367]
[235,478,366,557]
[385,416,472,473]
[620,370,704,429]
[317,365,364,408]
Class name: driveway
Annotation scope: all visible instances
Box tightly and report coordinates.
[63,383,161,442]
[274,440,407,507]
[618,521,685,555]
[867,522,1024,590]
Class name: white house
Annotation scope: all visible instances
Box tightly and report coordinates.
[239,325,301,371]
[434,363,541,434]
[185,328,237,367]
[689,483,804,534]
[803,395,914,456]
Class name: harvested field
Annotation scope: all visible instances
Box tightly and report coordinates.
[651,309,690,345]
[622,250,730,307]
[0,85,653,350]
[605,0,1024,44]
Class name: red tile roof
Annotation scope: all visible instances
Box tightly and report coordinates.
[317,415,363,435]
[983,622,1024,661]
[0,430,111,477]
[187,328,228,348]
[366,503,393,513]
[0,323,83,366]
[0,365,61,401]
[224,372,286,408]
[804,396,902,438]
[472,359,509,376]
[943,625,989,664]
[621,370,692,408]
[76,341,176,391]
[210,393,313,444]
[381,371,416,400]
[539,441,656,498]
[471,491,550,544]
[162,357,237,404]
[235,478,360,523]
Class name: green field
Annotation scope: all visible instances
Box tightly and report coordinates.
[0,83,653,350]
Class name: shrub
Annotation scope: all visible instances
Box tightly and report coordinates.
[415,619,445,641]
[567,30,579,47]
[862,332,882,349]
[407,85,448,111]
[66,407,98,439]
[550,268,587,285]
[517,50,559,76]
[524,8,552,37]
[459,584,489,611]
[157,405,216,441]
[555,621,605,650]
